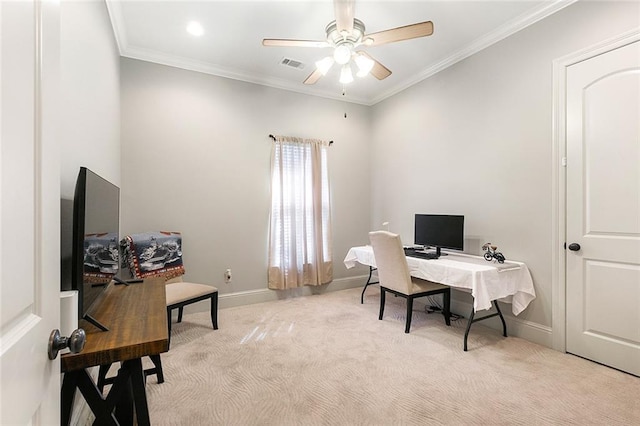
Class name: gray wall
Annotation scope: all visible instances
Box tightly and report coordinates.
[369,0,640,330]
[60,0,120,196]
[60,0,121,290]
[58,2,121,423]
[120,58,372,294]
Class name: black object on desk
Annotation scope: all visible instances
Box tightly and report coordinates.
[406,251,440,260]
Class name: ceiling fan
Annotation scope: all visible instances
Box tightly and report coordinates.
[262,0,434,85]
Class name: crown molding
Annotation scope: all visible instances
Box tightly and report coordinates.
[104,0,126,56]
[106,0,577,107]
[369,0,578,104]
[120,45,372,106]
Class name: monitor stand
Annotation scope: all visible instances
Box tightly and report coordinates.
[426,247,447,259]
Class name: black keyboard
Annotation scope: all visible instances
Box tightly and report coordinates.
[406,251,439,259]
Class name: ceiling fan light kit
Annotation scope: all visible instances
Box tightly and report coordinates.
[339,65,354,84]
[333,44,353,65]
[262,0,434,88]
[315,57,335,75]
[354,53,374,77]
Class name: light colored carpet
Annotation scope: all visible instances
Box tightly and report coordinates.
[145,287,639,425]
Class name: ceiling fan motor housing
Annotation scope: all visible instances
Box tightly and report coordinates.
[325,18,366,47]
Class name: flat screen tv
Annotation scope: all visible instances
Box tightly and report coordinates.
[414,214,464,258]
[71,167,120,331]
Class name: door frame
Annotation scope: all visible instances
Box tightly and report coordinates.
[551,28,640,352]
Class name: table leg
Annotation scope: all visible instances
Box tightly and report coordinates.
[360,266,379,304]
[75,369,119,425]
[493,300,507,337]
[61,372,78,425]
[61,357,153,426]
[463,300,508,351]
[113,367,134,426]
[122,358,151,426]
[463,306,476,352]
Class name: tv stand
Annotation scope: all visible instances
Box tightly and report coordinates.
[82,313,108,332]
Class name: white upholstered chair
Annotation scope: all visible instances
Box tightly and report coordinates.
[369,231,451,333]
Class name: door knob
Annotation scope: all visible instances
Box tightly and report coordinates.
[48,328,86,360]
[568,243,581,251]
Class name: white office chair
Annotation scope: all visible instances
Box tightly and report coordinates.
[369,231,451,333]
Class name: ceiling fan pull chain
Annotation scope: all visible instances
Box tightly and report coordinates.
[342,87,348,118]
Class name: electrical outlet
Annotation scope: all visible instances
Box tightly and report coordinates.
[224,269,232,283]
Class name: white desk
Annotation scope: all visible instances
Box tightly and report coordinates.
[344,246,536,350]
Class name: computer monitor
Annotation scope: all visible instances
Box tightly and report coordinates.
[414,214,464,258]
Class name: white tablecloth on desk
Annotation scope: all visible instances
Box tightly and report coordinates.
[344,246,536,315]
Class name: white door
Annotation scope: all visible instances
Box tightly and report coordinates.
[566,39,640,376]
[0,0,61,423]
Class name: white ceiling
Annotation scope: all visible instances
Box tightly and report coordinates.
[106,0,575,105]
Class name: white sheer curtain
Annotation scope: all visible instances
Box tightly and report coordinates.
[268,135,333,289]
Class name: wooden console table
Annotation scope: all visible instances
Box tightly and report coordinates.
[61,277,168,425]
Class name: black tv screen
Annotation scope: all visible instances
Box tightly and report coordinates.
[414,214,464,257]
[71,167,119,331]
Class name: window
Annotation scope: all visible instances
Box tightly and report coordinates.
[268,136,333,289]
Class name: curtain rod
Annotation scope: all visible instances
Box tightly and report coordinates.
[269,134,333,145]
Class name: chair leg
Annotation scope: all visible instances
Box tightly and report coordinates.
[210,293,219,330]
[166,307,172,348]
[146,354,164,384]
[97,364,112,392]
[378,288,386,320]
[443,290,451,326]
[177,307,184,323]
[405,296,414,333]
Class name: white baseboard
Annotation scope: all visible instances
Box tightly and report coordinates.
[219,275,366,309]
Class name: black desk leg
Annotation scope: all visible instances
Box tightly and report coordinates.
[61,359,152,426]
[122,358,151,426]
[494,300,508,337]
[463,300,508,351]
[75,369,119,425]
[61,372,78,425]
[360,266,380,304]
[113,370,134,426]
[463,307,476,352]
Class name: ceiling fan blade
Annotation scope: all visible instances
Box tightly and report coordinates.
[334,0,355,33]
[365,21,434,47]
[262,39,330,48]
[356,51,392,80]
[303,68,324,85]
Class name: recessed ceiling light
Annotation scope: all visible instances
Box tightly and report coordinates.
[186,21,204,37]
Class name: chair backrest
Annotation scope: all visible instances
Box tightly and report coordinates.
[369,231,412,295]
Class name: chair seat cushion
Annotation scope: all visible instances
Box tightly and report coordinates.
[410,277,449,294]
[166,282,218,306]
